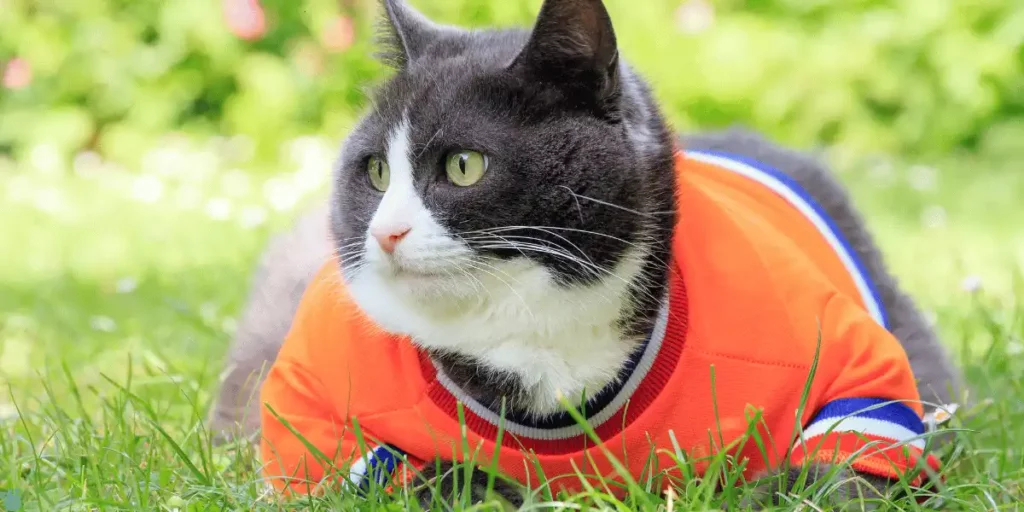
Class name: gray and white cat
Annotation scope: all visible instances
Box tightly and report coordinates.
[211,0,965,506]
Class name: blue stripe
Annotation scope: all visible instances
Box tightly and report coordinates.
[686,150,889,329]
[808,398,924,435]
[360,445,405,490]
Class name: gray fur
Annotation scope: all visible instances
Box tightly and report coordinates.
[741,463,893,510]
[207,204,331,440]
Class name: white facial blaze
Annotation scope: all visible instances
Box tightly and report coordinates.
[345,117,652,417]
[361,119,467,271]
[368,120,428,244]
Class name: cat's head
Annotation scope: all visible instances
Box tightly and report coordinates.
[331,0,677,351]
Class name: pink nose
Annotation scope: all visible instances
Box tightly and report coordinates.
[371,224,411,254]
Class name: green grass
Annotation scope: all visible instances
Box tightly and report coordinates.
[0,141,1022,510]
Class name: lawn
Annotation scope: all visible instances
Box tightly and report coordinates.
[0,139,1022,510]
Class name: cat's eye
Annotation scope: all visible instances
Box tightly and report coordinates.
[445,150,488,187]
[367,156,390,192]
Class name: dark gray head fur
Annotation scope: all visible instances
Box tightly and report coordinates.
[328,0,678,415]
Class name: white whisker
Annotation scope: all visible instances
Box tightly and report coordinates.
[557,185,675,218]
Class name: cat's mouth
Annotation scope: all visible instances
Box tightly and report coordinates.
[391,263,447,278]
[378,256,456,280]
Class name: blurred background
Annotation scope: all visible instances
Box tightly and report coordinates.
[3,0,1023,164]
[0,0,1022,448]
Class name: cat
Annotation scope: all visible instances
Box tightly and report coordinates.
[210,0,966,507]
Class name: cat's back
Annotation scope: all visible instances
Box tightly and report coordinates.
[672,150,890,365]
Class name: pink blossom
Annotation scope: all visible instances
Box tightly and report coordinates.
[294,43,326,77]
[223,0,266,41]
[2,58,32,90]
[322,16,356,53]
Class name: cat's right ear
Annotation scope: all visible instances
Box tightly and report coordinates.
[376,0,445,69]
[509,0,620,104]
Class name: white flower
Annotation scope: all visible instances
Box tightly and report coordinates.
[288,136,335,183]
[185,149,220,177]
[222,317,238,334]
[5,174,31,203]
[29,143,64,175]
[73,151,103,178]
[867,160,896,188]
[225,135,255,163]
[294,162,329,194]
[131,175,165,204]
[264,177,299,212]
[286,136,319,164]
[90,316,117,332]
[961,275,982,293]
[239,206,268,229]
[1007,338,1023,356]
[33,187,64,214]
[927,403,960,426]
[141,146,186,177]
[221,169,252,197]
[100,162,128,183]
[116,278,138,294]
[200,303,218,323]
[0,402,19,421]
[175,185,203,211]
[921,205,947,229]
[675,0,715,34]
[205,198,232,221]
[907,164,938,192]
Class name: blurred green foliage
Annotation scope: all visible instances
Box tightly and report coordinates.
[0,0,1021,167]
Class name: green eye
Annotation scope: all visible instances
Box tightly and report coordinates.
[367,156,389,191]
[445,150,488,187]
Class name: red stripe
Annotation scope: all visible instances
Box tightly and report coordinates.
[791,432,941,486]
[418,265,689,455]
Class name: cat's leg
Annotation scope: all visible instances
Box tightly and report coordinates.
[741,463,892,510]
[208,205,332,442]
[412,458,524,510]
[680,129,966,409]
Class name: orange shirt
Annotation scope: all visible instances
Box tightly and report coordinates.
[259,150,939,495]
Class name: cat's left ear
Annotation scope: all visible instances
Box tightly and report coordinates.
[510,0,620,104]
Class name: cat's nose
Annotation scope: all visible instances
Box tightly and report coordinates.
[371,224,411,254]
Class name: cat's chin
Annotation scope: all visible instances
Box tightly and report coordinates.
[344,260,491,339]
[351,259,483,302]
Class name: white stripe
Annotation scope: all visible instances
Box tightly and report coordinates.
[685,151,886,327]
[434,295,671,440]
[347,451,372,485]
[799,416,925,450]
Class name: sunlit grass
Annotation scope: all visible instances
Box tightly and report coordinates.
[0,142,1022,510]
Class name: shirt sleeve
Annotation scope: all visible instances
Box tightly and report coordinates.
[258,263,414,495]
[259,358,410,495]
[789,293,941,486]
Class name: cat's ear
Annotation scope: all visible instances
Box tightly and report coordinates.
[376,0,445,68]
[510,0,620,102]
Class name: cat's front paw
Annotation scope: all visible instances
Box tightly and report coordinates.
[739,463,891,511]
[412,458,523,510]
